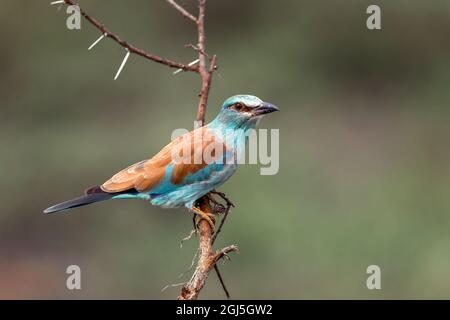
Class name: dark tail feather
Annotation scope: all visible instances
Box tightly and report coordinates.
[44,189,113,214]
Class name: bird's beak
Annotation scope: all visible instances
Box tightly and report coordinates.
[253,102,279,116]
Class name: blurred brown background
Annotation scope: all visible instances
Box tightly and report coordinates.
[0,0,449,299]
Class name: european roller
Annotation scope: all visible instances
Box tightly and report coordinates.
[44,95,278,227]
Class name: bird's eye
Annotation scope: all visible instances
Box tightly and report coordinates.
[234,103,243,111]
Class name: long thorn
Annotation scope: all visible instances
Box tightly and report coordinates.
[114,49,130,80]
[88,33,107,50]
[173,59,199,75]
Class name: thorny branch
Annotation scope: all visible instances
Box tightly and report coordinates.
[177,0,236,300]
[63,0,197,72]
[55,0,236,300]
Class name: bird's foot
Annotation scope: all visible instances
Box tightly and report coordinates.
[190,205,216,232]
[207,193,226,214]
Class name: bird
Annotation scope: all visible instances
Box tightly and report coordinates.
[44,95,278,227]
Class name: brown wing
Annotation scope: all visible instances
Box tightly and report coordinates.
[100,127,225,193]
[101,139,176,193]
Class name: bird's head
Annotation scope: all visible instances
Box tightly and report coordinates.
[214,95,279,129]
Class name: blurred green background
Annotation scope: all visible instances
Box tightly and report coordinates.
[1,0,449,299]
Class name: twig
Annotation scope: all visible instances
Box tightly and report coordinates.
[161,282,185,292]
[180,228,196,248]
[210,189,235,246]
[211,197,233,245]
[210,192,234,298]
[62,0,197,72]
[214,264,230,298]
[185,43,209,58]
[166,0,198,22]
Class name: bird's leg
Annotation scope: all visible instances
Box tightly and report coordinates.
[190,205,216,232]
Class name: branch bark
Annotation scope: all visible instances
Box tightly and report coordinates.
[195,0,213,125]
[177,0,237,300]
[178,200,238,300]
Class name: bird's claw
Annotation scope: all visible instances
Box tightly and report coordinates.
[213,202,226,214]
[191,206,216,232]
[208,191,232,214]
[210,190,235,208]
